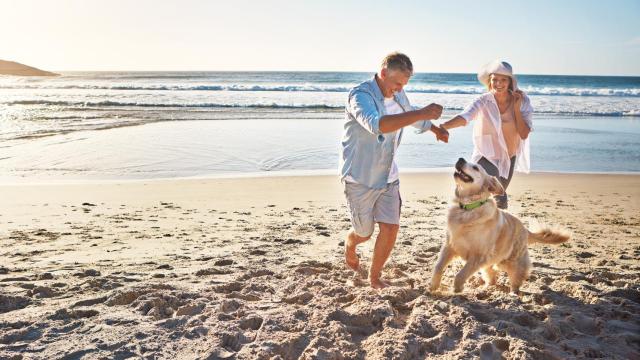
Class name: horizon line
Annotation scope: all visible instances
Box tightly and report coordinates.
[48,69,640,77]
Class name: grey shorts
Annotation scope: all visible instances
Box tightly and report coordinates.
[344,180,401,237]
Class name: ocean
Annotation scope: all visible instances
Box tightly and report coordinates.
[1,71,639,182]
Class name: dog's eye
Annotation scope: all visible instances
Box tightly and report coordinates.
[472,165,479,171]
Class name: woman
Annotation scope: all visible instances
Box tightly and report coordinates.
[441,61,533,209]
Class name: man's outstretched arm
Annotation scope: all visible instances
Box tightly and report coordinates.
[379,103,443,133]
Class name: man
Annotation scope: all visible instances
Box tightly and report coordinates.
[340,52,449,289]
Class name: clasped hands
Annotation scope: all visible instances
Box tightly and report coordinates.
[420,103,449,143]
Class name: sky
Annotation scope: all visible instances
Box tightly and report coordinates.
[1,0,639,75]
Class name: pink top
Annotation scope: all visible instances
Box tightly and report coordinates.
[500,101,520,158]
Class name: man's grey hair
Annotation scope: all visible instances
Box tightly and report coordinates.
[381,52,413,75]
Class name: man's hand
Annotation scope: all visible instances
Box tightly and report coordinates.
[420,103,443,120]
[431,125,449,143]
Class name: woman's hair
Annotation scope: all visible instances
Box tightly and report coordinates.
[488,73,514,91]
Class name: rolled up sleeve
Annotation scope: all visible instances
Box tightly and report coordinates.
[407,105,432,134]
[457,97,483,125]
[348,89,382,135]
[411,119,432,134]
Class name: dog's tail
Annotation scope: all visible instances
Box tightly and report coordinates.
[528,225,571,245]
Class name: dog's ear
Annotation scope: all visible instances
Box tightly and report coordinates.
[485,176,504,195]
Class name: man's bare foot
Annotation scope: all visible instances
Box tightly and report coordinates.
[344,237,359,271]
[369,277,391,289]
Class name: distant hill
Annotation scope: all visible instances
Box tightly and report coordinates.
[0,60,58,76]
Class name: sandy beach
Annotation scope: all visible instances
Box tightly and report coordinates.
[0,173,638,359]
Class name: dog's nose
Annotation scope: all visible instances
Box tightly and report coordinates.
[456,158,466,167]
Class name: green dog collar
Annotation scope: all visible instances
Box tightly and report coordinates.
[459,198,490,210]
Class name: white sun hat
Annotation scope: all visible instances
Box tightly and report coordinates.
[478,60,518,90]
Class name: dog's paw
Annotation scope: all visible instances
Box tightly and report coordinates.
[429,275,444,292]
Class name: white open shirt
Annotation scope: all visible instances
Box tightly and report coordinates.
[457,93,534,178]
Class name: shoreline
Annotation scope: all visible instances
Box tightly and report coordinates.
[2,172,638,209]
[1,168,639,186]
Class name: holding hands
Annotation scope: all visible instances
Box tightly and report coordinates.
[420,103,449,143]
[431,125,449,143]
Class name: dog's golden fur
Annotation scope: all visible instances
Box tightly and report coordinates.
[430,158,570,293]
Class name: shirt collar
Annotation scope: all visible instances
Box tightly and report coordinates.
[369,74,385,102]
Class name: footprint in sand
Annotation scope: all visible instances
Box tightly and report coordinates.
[238,315,263,330]
[220,299,242,314]
[0,294,31,313]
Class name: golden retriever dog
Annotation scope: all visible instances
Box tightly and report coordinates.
[430,158,570,294]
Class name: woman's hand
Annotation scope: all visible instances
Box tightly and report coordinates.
[511,89,531,139]
[513,89,524,107]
